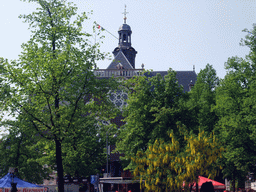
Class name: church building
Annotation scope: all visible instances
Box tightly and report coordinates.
[95,6,197,188]
[95,8,197,92]
[94,7,197,111]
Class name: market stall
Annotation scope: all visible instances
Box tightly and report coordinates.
[99,177,142,192]
[0,173,45,192]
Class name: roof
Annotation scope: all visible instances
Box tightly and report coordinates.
[100,180,141,184]
[145,71,197,92]
[107,51,134,70]
[119,24,131,31]
[99,177,142,184]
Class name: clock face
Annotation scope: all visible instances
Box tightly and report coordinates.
[109,89,128,110]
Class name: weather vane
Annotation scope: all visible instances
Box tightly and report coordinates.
[122,5,129,24]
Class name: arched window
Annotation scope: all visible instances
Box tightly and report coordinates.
[123,34,127,42]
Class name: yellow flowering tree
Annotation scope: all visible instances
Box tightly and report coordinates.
[131,124,224,192]
[132,134,182,192]
[181,127,224,191]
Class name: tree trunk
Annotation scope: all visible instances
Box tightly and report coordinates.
[15,136,22,178]
[56,139,64,192]
[232,179,235,192]
[190,183,193,192]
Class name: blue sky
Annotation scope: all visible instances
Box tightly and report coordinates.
[1,0,256,79]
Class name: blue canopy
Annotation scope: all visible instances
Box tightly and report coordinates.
[0,173,43,188]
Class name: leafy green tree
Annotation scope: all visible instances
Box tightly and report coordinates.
[0,0,117,190]
[0,118,52,184]
[115,69,192,170]
[214,24,256,191]
[61,119,112,178]
[187,64,219,133]
[214,70,255,191]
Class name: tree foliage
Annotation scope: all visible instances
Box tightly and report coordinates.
[131,124,223,192]
[0,0,117,190]
[214,66,256,188]
[115,66,224,192]
[187,64,219,133]
[213,25,256,190]
[115,69,191,170]
[0,116,53,184]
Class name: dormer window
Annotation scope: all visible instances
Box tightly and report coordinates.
[116,63,124,69]
[188,80,194,91]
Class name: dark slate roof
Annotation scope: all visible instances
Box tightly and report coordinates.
[107,51,134,70]
[119,24,131,31]
[146,71,197,92]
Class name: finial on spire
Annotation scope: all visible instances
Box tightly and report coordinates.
[122,5,129,24]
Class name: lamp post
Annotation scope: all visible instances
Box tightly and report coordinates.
[97,132,117,177]
[106,133,108,176]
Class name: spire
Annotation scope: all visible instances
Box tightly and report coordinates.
[122,5,129,24]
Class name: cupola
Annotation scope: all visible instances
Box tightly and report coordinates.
[112,5,137,69]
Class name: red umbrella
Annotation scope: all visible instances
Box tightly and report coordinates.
[190,176,226,190]
[192,176,226,189]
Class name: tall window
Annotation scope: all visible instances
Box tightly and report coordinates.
[123,34,127,42]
